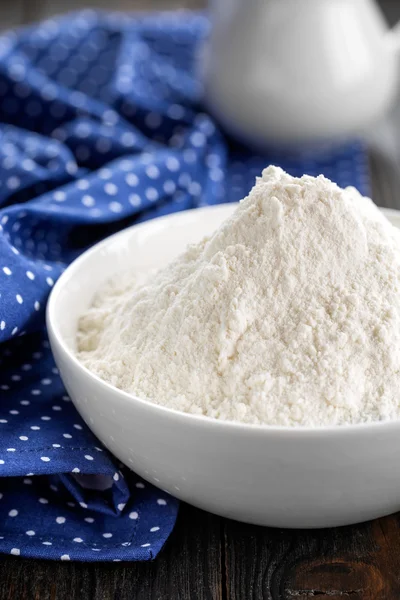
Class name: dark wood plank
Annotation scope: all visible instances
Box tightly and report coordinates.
[224,513,400,600]
[0,0,24,30]
[37,0,206,21]
[23,0,395,26]
[0,505,223,600]
[378,0,400,27]
[369,148,400,210]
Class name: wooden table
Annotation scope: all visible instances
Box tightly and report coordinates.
[2,498,400,598]
[2,1,400,599]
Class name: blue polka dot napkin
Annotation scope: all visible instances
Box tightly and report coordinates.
[0,10,370,561]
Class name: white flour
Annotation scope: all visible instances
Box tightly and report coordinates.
[77,166,400,427]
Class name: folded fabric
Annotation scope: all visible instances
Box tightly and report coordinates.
[0,9,370,561]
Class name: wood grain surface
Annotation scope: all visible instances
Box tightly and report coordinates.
[224,512,400,599]
[3,506,400,599]
[0,0,23,30]
[0,0,206,27]
[1,1,400,599]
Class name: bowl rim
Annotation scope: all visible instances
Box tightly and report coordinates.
[46,203,400,436]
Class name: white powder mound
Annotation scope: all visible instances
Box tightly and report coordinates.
[77,166,400,427]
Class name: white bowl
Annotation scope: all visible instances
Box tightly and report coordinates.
[47,204,400,529]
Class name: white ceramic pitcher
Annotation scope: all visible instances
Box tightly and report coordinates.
[202,0,400,147]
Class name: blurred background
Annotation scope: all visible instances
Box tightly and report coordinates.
[0,0,205,30]
[0,0,396,28]
[1,0,400,208]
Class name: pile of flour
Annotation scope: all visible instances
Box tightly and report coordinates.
[77,166,400,427]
